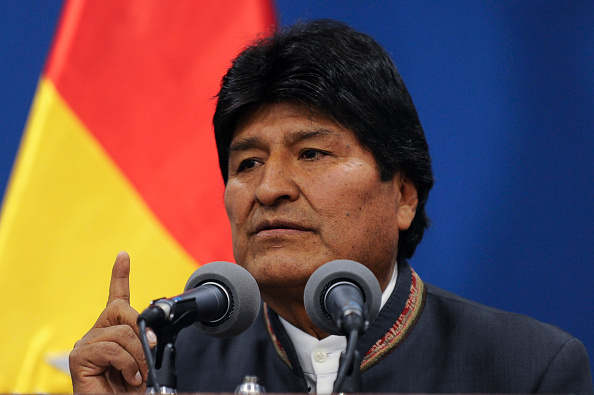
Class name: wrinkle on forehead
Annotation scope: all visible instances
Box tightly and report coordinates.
[229,128,336,153]
[233,101,342,138]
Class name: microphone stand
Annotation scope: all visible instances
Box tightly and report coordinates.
[145,327,177,394]
[138,302,198,394]
[333,325,363,393]
[335,349,362,393]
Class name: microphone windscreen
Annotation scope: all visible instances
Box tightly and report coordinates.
[304,259,381,335]
[185,261,261,338]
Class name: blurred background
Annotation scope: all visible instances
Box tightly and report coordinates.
[1,0,592,387]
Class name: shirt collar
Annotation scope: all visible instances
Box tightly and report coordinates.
[279,265,398,392]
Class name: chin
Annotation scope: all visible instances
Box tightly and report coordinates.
[237,251,329,286]
[256,268,309,285]
[252,266,312,290]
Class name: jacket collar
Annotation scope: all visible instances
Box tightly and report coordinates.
[263,259,427,373]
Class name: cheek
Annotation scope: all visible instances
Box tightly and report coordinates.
[224,182,248,229]
[308,165,387,216]
[306,165,358,201]
[341,193,400,278]
[307,168,400,256]
[223,188,234,223]
[224,184,250,264]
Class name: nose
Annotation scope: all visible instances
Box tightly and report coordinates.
[254,157,299,206]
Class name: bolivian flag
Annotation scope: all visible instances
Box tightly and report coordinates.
[0,1,275,392]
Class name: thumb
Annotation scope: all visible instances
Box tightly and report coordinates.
[107,251,132,306]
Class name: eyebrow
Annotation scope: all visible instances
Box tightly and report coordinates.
[229,128,335,153]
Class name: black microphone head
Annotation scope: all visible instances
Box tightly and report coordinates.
[185,261,260,338]
[304,259,382,335]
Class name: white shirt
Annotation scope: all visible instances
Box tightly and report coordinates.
[280,266,398,394]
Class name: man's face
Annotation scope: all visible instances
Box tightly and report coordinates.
[224,102,417,297]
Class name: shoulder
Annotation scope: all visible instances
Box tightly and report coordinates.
[424,284,575,351]
[419,283,592,393]
[424,282,575,343]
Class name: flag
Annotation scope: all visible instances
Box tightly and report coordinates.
[0,1,276,392]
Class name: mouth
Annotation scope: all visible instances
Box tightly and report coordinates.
[252,219,312,235]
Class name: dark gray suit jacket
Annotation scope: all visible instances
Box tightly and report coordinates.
[176,261,593,393]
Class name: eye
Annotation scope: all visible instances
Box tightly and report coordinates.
[300,149,327,160]
[237,158,260,172]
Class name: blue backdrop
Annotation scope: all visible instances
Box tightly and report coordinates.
[1,1,592,376]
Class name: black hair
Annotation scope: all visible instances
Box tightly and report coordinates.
[213,19,434,259]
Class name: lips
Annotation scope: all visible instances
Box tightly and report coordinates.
[252,219,312,235]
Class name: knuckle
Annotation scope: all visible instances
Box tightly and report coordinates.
[101,345,120,361]
[111,298,127,308]
[121,326,139,342]
[72,339,84,349]
[99,300,138,328]
[68,347,81,363]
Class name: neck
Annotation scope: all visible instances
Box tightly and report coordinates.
[261,288,330,339]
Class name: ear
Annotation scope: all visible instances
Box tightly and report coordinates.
[394,173,418,231]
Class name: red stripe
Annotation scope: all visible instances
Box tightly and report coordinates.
[44,0,276,264]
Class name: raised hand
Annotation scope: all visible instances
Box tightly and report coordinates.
[69,252,156,393]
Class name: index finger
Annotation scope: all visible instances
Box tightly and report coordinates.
[107,251,132,306]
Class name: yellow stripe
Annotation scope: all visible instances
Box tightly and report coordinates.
[0,79,198,393]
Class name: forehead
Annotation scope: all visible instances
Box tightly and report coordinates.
[232,102,357,144]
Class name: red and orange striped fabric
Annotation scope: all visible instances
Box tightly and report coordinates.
[0,1,275,392]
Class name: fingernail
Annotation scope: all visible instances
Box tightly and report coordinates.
[134,371,142,385]
[146,329,157,344]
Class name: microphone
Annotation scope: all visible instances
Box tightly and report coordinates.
[139,261,261,338]
[304,260,381,336]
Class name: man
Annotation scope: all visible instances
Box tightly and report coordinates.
[69,20,593,394]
